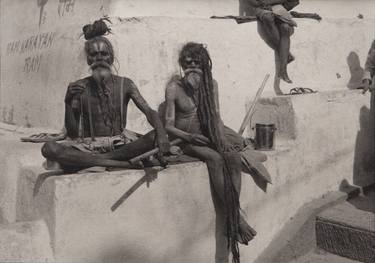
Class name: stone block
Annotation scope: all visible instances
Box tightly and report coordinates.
[34,164,216,263]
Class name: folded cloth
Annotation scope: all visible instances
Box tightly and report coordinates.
[21,132,67,143]
[272,4,297,27]
[240,148,272,184]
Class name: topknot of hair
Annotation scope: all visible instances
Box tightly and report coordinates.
[82,18,112,40]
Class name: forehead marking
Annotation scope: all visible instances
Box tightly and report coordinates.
[89,41,109,52]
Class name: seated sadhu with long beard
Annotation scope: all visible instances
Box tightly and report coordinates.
[42,20,170,170]
[165,42,262,263]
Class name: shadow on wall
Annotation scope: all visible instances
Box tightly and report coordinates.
[353,95,375,187]
[347,51,364,90]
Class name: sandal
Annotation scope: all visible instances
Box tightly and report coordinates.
[289,87,317,95]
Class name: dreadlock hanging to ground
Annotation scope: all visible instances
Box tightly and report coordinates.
[195,45,243,263]
[165,43,259,263]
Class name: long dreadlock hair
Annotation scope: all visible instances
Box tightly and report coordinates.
[180,42,241,263]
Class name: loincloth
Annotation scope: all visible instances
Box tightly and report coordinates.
[255,5,297,27]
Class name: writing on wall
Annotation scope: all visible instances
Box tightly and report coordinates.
[37,0,49,27]
[6,32,56,56]
[6,32,56,74]
[24,54,43,73]
[58,0,75,17]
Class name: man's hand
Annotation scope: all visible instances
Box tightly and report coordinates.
[189,134,210,146]
[362,79,373,94]
[223,141,237,152]
[65,84,85,104]
[155,134,170,155]
[154,134,170,168]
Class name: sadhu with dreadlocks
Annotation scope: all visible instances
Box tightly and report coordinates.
[165,42,267,263]
[42,19,170,170]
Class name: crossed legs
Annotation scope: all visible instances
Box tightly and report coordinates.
[41,131,157,170]
[257,13,295,83]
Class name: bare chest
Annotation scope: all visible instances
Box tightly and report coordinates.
[175,86,197,114]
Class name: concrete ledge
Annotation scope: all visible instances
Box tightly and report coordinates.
[1,90,375,262]
[252,90,375,187]
[0,220,54,262]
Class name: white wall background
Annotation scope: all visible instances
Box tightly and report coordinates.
[1,0,375,132]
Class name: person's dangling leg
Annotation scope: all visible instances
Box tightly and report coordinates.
[210,180,230,263]
[183,145,256,246]
[223,151,257,244]
[277,22,295,83]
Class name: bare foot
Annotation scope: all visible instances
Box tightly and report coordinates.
[236,215,257,245]
[279,70,293,84]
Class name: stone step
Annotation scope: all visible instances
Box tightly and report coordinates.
[291,249,360,263]
[316,191,375,263]
[0,220,54,262]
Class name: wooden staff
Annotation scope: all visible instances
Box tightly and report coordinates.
[211,12,322,24]
[129,138,183,165]
[238,74,270,136]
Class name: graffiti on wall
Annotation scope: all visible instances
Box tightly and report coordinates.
[37,0,76,26]
[58,0,75,17]
[6,32,56,74]
[24,54,43,73]
[6,32,56,55]
[37,0,49,27]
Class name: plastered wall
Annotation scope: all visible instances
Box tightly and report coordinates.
[1,0,375,134]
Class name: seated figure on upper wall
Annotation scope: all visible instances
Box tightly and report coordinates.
[41,19,170,171]
[247,0,300,84]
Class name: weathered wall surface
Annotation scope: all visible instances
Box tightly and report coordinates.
[0,0,110,128]
[1,12,375,133]
[109,0,238,18]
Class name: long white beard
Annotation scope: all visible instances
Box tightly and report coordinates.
[92,66,112,84]
[185,70,203,90]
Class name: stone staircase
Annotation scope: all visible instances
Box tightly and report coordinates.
[315,188,375,263]
[256,187,374,263]
[291,249,360,263]
[289,187,375,263]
